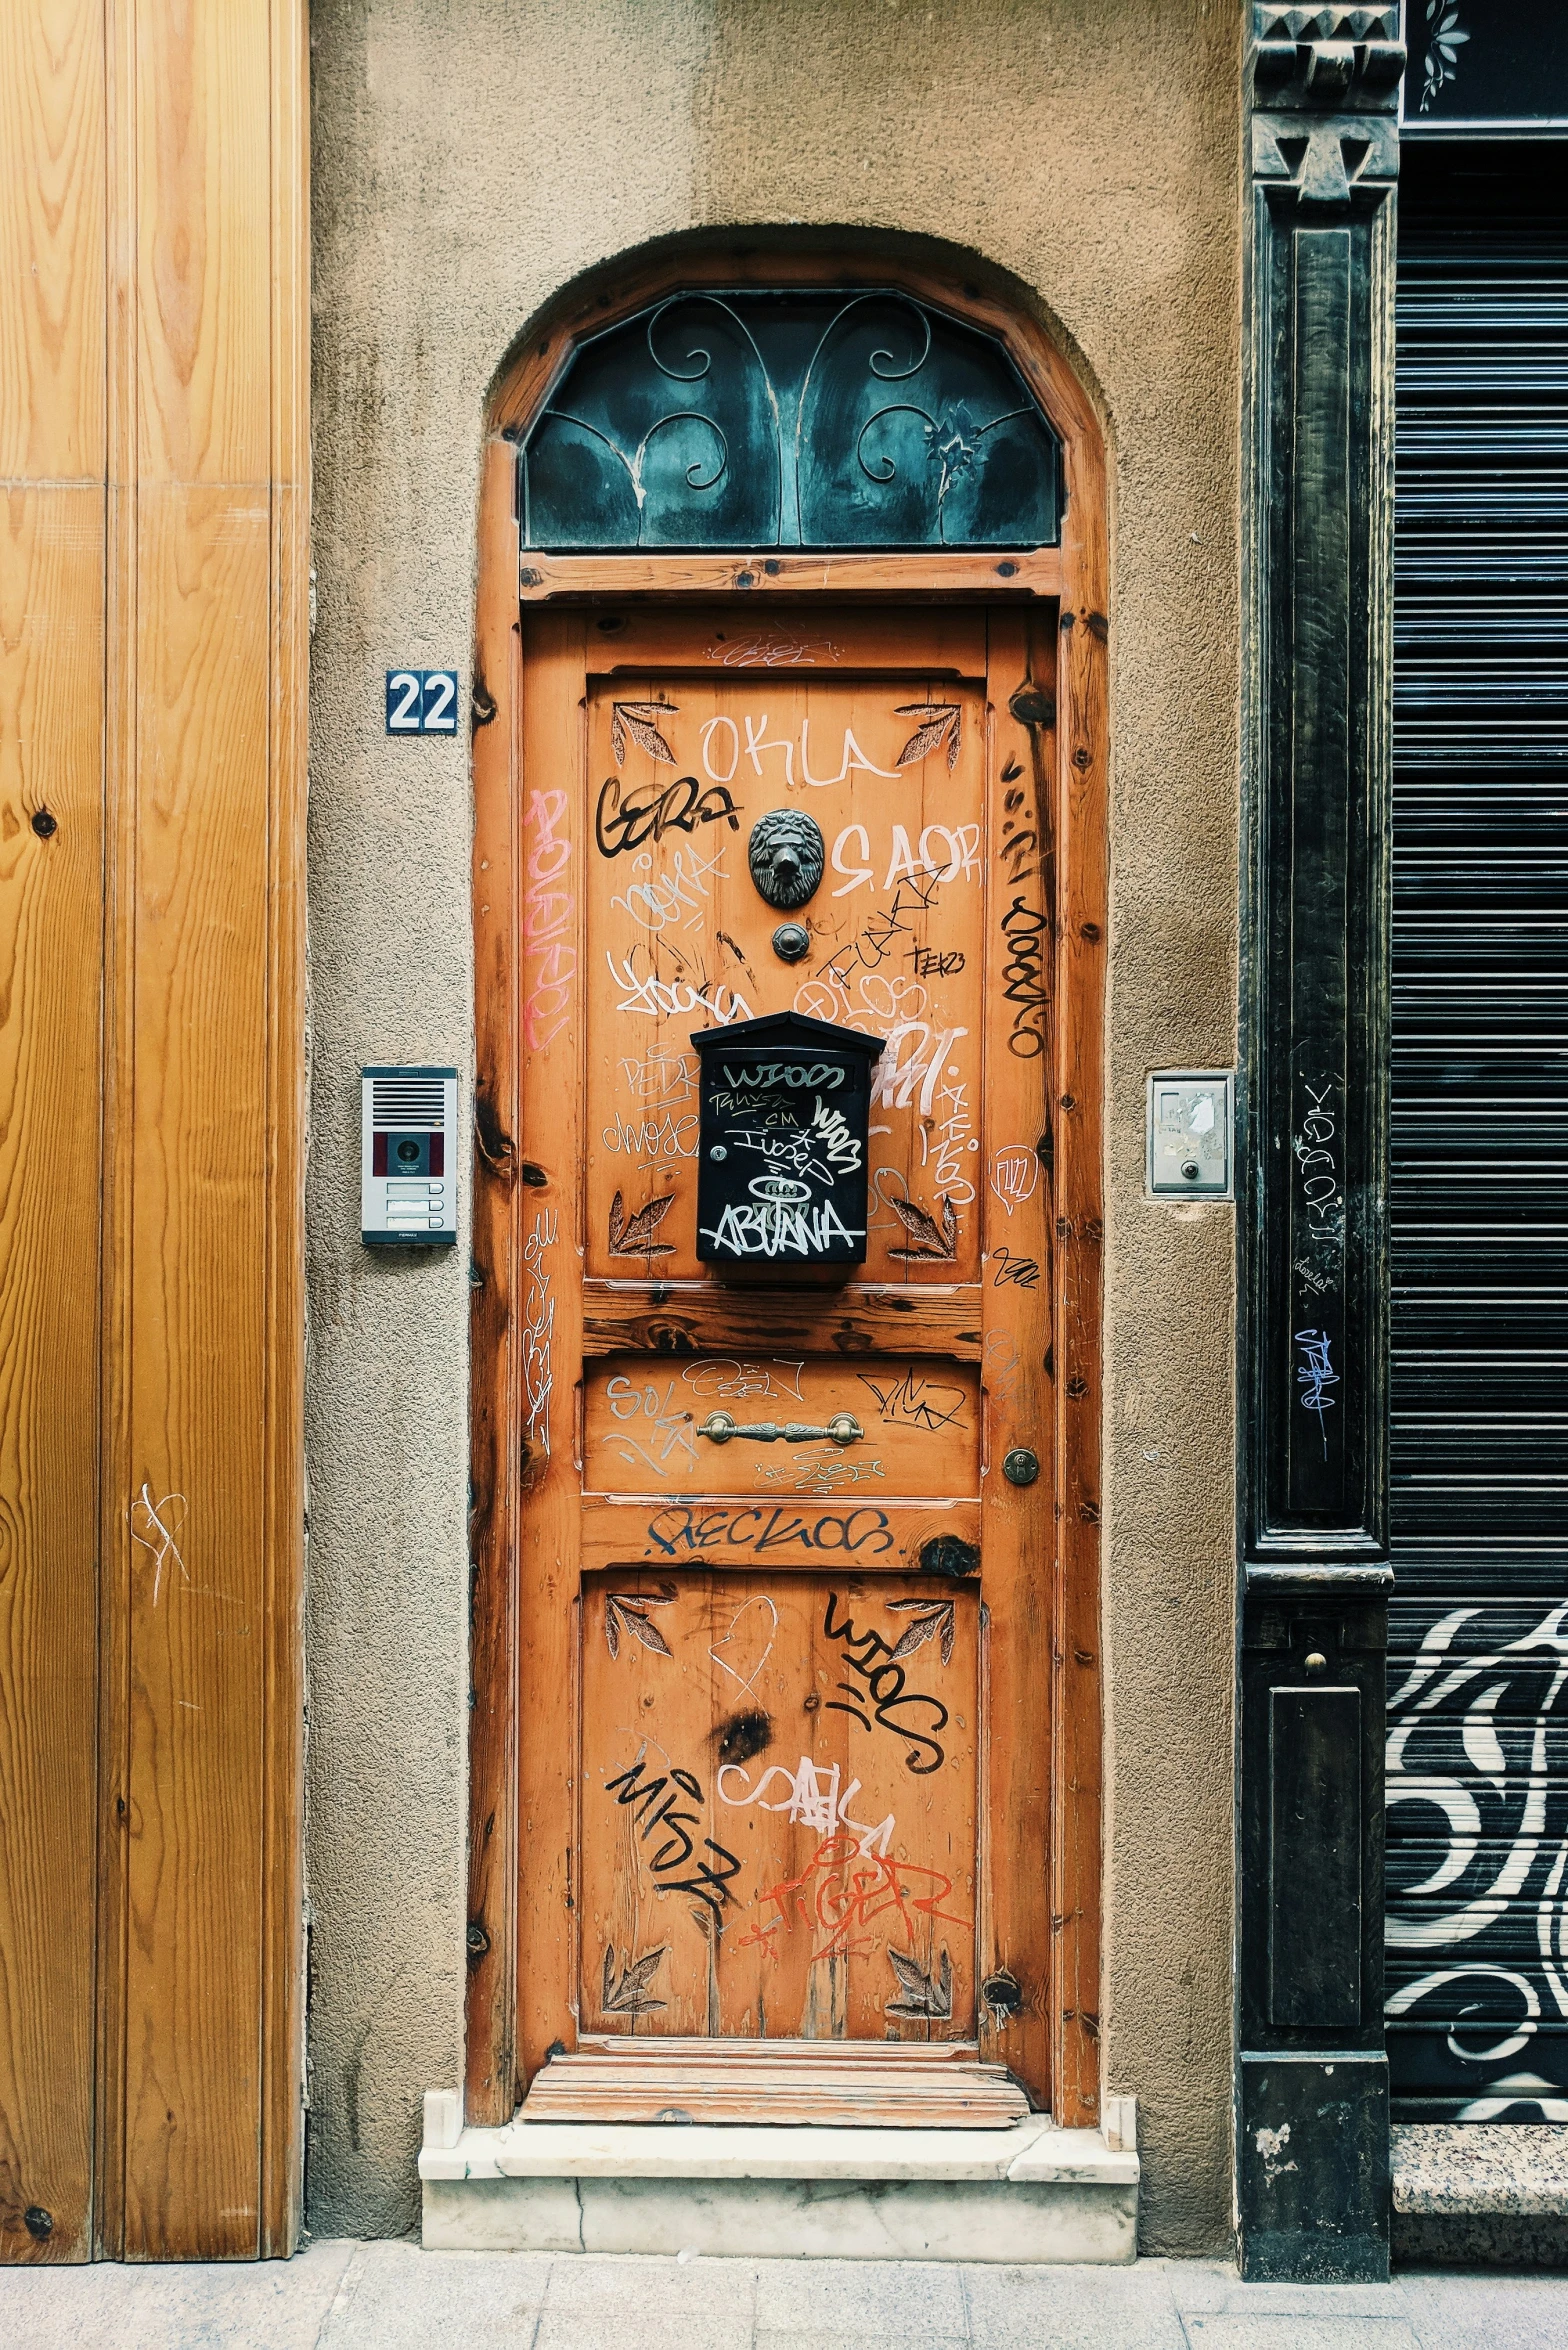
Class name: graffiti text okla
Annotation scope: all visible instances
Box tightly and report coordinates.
[697,713,902,791]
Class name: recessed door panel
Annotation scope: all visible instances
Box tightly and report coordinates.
[585,671,986,1283]
[584,1353,981,1500]
[580,1572,979,2042]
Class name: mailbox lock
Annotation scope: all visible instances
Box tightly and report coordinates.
[709,1145,727,1161]
[698,1410,863,1447]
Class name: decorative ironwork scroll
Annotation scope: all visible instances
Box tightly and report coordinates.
[517,291,1061,552]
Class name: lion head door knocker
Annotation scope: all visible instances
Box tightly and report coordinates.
[748,808,824,913]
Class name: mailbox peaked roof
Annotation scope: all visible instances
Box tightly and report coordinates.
[688,1009,885,1061]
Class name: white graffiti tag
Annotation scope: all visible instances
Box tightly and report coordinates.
[717,1754,894,1858]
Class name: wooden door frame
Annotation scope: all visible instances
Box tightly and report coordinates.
[467,243,1108,2129]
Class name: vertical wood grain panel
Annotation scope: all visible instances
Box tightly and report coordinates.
[976,607,1057,2106]
[135,0,270,484]
[104,0,306,2262]
[0,0,105,479]
[0,0,108,2272]
[122,487,270,2259]
[259,0,308,2256]
[0,491,104,2262]
[1051,461,1108,2130]
[95,0,139,2252]
[466,440,522,2126]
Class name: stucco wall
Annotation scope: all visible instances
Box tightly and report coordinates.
[306,0,1242,2250]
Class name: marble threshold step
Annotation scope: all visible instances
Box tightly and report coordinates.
[419,2095,1140,2262]
[1391,2124,1568,2267]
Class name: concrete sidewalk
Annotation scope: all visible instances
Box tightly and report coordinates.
[0,2241,1565,2350]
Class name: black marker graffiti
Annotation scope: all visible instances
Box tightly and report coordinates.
[646,1504,896,1559]
[604,1751,744,1921]
[821,876,944,993]
[998,894,1049,1059]
[595,772,742,859]
[908,947,964,977]
[998,768,1043,886]
[991,1246,1041,1290]
[822,1591,949,1775]
[857,1366,968,1432]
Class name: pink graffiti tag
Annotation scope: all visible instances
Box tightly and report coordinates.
[523,789,576,1048]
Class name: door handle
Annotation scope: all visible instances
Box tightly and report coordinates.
[696,1410,863,1448]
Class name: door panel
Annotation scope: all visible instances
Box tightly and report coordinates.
[517,603,1060,2108]
[585,670,986,1285]
[579,1497,982,1578]
[584,1354,981,1500]
[581,1571,978,2041]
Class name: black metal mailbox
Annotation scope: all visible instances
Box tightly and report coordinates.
[690,1011,884,1270]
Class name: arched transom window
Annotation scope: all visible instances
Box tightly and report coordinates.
[517,289,1062,553]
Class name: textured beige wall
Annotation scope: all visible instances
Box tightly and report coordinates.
[307,0,1242,2249]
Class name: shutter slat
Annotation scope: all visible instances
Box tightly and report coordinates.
[1387,154,1568,2124]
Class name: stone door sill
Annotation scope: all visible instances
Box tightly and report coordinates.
[419,2116,1139,2261]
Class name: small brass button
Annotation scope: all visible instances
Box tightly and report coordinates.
[1305,1651,1328,1675]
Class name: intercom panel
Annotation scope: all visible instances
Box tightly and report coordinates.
[361,1065,458,1245]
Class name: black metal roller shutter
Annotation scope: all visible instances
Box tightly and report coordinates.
[1387,146,1568,2122]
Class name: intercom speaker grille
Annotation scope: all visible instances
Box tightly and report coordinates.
[371,1075,445,1128]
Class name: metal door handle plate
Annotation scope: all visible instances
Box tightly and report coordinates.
[697,1410,863,1447]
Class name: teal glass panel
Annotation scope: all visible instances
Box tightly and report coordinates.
[518,289,1060,552]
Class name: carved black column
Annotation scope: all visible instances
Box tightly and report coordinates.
[1238,6,1402,2284]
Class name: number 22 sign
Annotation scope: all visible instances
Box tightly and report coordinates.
[385,669,459,734]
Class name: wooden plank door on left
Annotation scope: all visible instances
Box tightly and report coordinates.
[0,491,105,2266]
[0,0,107,2266]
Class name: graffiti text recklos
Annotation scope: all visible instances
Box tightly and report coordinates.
[645,1505,896,1559]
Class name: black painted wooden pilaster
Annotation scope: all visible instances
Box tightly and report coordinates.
[1238,6,1403,2284]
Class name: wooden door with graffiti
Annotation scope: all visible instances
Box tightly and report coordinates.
[513,603,1060,2117]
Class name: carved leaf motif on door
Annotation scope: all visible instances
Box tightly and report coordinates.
[886,1945,953,2020]
[611,699,678,767]
[604,1586,677,1660]
[887,1192,959,1261]
[893,701,962,772]
[886,1596,956,1667]
[601,1942,670,2016]
[608,1190,679,1257]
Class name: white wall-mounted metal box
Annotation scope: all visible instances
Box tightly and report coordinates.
[1146,1070,1234,1198]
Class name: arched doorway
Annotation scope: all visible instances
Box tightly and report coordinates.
[467,245,1108,2132]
